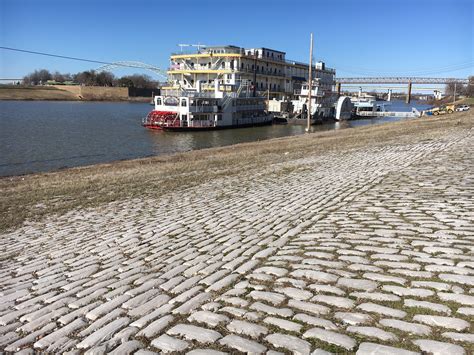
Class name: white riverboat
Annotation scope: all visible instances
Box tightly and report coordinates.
[351,93,391,116]
[143,80,272,131]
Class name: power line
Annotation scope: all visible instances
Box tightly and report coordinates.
[0,46,157,71]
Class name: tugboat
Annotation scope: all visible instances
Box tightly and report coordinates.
[143,80,272,131]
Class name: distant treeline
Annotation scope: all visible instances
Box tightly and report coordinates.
[22,69,160,89]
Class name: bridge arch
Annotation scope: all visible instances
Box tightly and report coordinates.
[96,61,168,80]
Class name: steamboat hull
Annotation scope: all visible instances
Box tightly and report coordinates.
[160,120,273,132]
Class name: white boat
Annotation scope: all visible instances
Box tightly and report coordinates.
[350,93,391,116]
[142,80,273,131]
[290,77,338,121]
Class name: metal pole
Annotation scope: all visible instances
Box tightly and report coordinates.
[453,82,456,103]
[253,52,257,97]
[306,33,313,132]
[406,81,412,104]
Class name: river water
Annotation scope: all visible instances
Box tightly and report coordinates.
[0,100,431,177]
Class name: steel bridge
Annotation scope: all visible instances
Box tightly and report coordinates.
[335,77,469,84]
[95,61,168,80]
[335,77,470,103]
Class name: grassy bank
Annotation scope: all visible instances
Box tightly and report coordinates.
[1,111,473,232]
[0,85,150,101]
[0,85,80,101]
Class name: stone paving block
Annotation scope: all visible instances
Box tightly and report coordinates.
[412,339,466,355]
[265,333,311,354]
[356,342,420,355]
[412,315,470,331]
[167,323,222,343]
[136,315,174,338]
[293,313,338,330]
[226,319,268,338]
[311,294,355,308]
[264,316,302,332]
[249,302,293,318]
[187,350,228,355]
[249,291,286,305]
[403,299,452,314]
[303,327,356,351]
[379,318,431,336]
[85,294,131,321]
[151,334,189,353]
[337,278,378,291]
[187,310,229,327]
[347,326,398,341]
[357,302,407,318]
[219,334,267,353]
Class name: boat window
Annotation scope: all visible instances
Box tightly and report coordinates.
[181,99,187,107]
[217,115,222,121]
[156,98,162,105]
[181,114,187,120]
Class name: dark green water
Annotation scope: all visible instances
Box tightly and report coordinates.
[0,100,431,176]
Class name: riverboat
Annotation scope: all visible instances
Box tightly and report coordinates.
[143,80,272,131]
[350,93,391,116]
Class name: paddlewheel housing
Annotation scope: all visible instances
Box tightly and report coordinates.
[142,110,180,129]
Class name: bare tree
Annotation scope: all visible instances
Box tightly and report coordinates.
[467,76,474,97]
[96,71,115,86]
[445,81,466,96]
[23,69,52,85]
[52,71,65,83]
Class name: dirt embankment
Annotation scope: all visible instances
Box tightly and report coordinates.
[0,86,80,101]
[0,85,136,101]
[1,109,472,232]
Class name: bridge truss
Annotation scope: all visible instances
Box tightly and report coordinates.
[96,61,168,80]
[336,77,469,84]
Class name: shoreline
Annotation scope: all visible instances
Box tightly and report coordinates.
[1,111,472,233]
[0,97,151,103]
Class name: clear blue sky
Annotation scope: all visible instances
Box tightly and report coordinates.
[1,0,473,80]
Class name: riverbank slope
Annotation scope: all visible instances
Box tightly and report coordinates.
[0,85,151,102]
[0,110,473,354]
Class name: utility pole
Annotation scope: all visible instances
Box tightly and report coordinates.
[306,33,313,133]
[453,82,457,103]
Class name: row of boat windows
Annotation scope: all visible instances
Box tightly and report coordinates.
[185,61,284,74]
[188,114,222,121]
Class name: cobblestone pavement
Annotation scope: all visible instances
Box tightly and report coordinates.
[1,126,473,354]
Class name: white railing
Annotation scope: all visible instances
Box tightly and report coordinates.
[357,110,421,118]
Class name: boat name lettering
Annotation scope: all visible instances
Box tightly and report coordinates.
[164,96,179,106]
